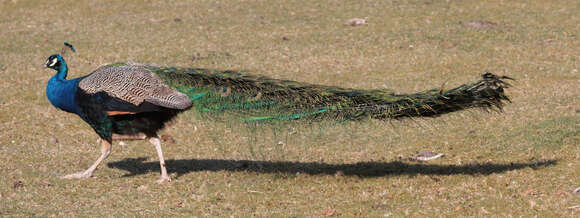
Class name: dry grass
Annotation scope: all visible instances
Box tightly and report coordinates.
[1,0,578,216]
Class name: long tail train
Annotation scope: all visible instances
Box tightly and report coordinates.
[147,65,512,122]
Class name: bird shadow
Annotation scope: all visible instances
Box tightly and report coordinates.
[107,157,556,178]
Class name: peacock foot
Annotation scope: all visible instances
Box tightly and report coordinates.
[61,171,92,179]
[156,176,171,184]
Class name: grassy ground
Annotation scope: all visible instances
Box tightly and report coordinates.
[1,0,578,216]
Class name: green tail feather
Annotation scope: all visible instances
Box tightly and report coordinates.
[139,65,511,122]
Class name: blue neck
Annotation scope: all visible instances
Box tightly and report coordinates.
[46,62,82,115]
[55,61,68,80]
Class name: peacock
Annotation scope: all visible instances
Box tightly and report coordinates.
[44,44,512,183]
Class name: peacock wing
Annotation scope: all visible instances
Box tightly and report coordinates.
[78,64,192,113]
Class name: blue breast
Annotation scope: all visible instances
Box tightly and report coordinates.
[46,76,83,115]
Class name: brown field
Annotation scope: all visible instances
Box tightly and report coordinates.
[0,0,578,216]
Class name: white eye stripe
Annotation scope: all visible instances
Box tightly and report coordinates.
[48,58,57,67]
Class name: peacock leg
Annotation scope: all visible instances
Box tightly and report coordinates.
[61,139,112,179]
[148,136,171,183]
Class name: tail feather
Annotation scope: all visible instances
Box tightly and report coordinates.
[369,73,512,119]
[148,65,511,122]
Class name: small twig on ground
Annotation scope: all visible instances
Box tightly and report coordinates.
[247,190,264,194]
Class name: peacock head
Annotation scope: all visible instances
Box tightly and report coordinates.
[44,54,65,71]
